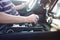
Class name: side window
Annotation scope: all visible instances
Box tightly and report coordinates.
[52,0,60,17]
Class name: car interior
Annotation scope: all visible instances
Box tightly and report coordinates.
[0,0,60,40]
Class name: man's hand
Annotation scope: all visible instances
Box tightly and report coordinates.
[14,1,29,10]
[27,14,39,24]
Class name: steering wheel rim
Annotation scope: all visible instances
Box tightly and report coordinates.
[26,0,38,12]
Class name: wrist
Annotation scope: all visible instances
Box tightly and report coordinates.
[22,3,26,6]
[24,17,29,23]
[25,16,32,23]
[19,16,29,23]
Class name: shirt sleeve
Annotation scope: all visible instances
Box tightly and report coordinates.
[0,3,3,12]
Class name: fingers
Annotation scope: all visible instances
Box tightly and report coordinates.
[27,14,39,24]
[35,15,39,21]
[33,14,39,24]
[32,14,39,20]
[33,18,38,24]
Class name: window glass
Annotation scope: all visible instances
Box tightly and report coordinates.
[52,0,60,17]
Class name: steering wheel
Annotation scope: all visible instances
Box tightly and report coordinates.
[26,0,40,12]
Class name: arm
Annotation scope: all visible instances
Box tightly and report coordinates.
[14,3,27,10]
[0,12,28,23]
[0,12,39,23]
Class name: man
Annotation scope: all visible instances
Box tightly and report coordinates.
[0,0,39,34]
[0,0,39,23]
